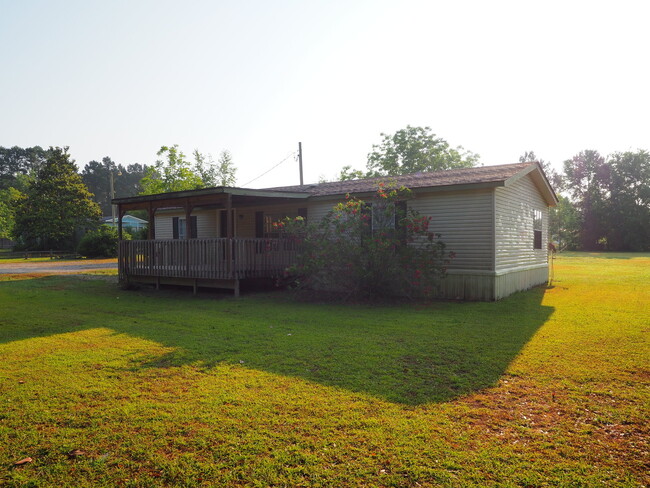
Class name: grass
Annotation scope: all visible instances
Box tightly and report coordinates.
[0,253,648,487]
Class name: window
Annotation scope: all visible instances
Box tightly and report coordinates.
[369,201,407,243]
[371,202,395,233]
[172,216,197,239]
[178,218,187,240]
[533,209,543,249]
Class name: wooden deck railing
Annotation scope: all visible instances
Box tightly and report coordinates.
[119,238,299,282]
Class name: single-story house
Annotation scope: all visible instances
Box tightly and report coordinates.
[112,162,558,300]
[102,214,148,231]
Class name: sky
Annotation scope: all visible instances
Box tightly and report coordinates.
[1,0,649,188]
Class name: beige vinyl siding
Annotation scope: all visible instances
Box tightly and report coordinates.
[307,202,335,222]
[409,189,494,271]
[154,214,173,239]
[196,210,218,238]
[495,174,549,271]
[153,210,218,239]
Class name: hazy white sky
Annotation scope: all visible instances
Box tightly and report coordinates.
[1,0,648,188]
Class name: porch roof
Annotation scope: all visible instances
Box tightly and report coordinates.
[112,187,310,212]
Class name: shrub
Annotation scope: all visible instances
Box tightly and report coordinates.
[78,225,129,258]
[126,226,148,240]
[280,183,454,300]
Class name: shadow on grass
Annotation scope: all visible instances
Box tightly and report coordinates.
[0,276,553,405]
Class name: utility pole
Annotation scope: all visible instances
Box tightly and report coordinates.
[298,142,304,186]
[110,169,122,226]
[110,171,116,226]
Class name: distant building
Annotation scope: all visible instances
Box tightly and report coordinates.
[102,214,148,232]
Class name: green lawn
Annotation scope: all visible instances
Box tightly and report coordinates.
[0,253,648,487]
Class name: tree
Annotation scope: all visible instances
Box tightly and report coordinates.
[12,147,101,250]
[337,165,366,181]
[193,149,237,187]
[140,145,203,195]
[366,126,479,177]
[562,150,610,251]
[606,150,650,251]
[0,146,48,190]
[82,158,147,215]
[0,188,22,240]
[140,145,237,195]
[551,195,581,250]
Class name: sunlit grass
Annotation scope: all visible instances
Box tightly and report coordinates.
[0,253,647,487]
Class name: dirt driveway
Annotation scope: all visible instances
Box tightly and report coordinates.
[0,259,117,275]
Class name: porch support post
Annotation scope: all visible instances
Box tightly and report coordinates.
[226,194,233,238]
[185,200,192,239]
[184,200,192,276]
[117,205,124,240]
[226,193,233,279]
[148,202,156,239]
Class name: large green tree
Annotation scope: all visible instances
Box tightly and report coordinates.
[606,150,650,251]
[365,126,480,177]
[13,147,101,250]
[562,150,610,251]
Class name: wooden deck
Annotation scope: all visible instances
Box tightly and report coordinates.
[118,238,299,295]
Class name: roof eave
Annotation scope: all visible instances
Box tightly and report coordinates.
[307,181,505,201]
[112,187,310,205]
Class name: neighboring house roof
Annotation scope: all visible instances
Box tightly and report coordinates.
[102,215,148,224]
[113,162,558,208]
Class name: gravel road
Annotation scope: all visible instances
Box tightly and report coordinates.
[0,260,117,275]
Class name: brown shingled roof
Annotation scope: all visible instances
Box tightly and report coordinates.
[262,162,537,197]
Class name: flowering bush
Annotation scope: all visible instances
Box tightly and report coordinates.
[280,184,454,300]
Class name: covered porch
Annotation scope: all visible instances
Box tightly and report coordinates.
[112,187,309,296]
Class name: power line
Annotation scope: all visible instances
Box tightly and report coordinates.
[242,151,297,187]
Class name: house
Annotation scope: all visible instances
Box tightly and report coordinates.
[112,162,558,300]
[102,214,148,232]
